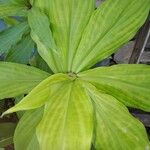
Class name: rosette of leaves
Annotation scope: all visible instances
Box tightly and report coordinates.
[0,0,150,149]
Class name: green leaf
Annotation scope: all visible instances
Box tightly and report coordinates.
[0,22,29,54]
[2,73,71,115]
[6,34,34,64]
[25,134,40,150]
[0,62,50,99]
[3,17,19,26]
[29,52,53,74]
[33,0,50,12]
[36,80,93,150]
[0,123,16,148]
[14,108,43,150]
[85,84,150,149]
[15,95,25,119]
[43,0,95,72]
[79,64,150,111]
[72,0,150,72]
[0,0,28,17]
[28,8,61,73]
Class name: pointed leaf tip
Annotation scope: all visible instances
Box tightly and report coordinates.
[84,83,150,149]
[2,73,72,114]
[72,0,150,72]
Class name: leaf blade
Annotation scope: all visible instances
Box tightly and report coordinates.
[0,0,27,17]
[79,64,150,111]
[36,80,93,150]
[46,0,95,72]
[28,8,61,73]
[0,22,29,54]
[14,108,43,150]
[85,84,150,149]
[72,0,150,72]
[0,62,50,99]
[2,74,70,115]
[6,34,34,64]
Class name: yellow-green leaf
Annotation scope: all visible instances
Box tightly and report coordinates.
[28,8,61,73]
[14,108,43,150]
[0,62,50,99]
[72,0,150,72]
[2,74,71,115]
[85,83,150,150]
[36,80,93,150]
[79,64,150,111]
[46,0,95,72]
